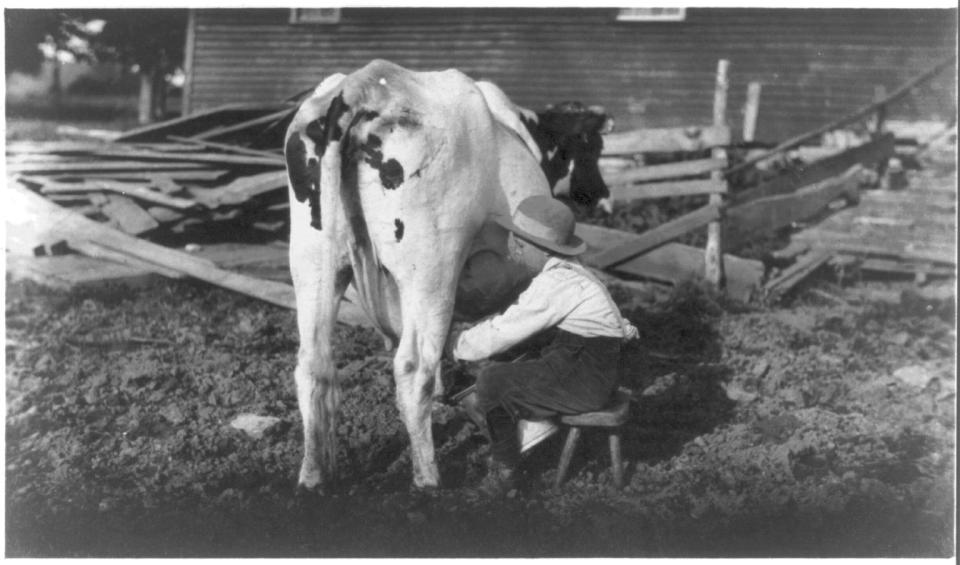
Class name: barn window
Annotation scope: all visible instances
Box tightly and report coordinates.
[616,8,686,22]
[290,8,341,25]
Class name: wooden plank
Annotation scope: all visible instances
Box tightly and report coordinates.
[588,204,721,269]
[74,148,284,168]
[743,82,762,143]
[114,104,287,143]
[603,158,725,185]
[44,170,229,182]
[100,195,161,235]
[603,125,731,155]
[705,59,730,288]
[191,107,297,141]
[763,249,834,297]
[731,133,895,205]
[145,206,187,224]
[36,178,200,210]
[724,165,864,251]
[7,183,371,328]
[166,135,285,160]
[191,170,289,208]
[7,161,212,174]
[71,240,188,280]
[805,241,957,266]
[726,54,955,176]
[576,223,763,302]
[5,253,165,291]
[857,257,954,277]
[5,141,112,154]
[610,178,727,201]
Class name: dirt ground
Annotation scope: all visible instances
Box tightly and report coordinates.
[4,267,955,557]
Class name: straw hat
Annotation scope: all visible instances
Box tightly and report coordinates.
[492,195,586,256]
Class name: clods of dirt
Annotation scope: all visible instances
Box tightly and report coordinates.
[4,275,955,557]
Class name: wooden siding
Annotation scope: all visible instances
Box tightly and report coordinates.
[185,8,957,143]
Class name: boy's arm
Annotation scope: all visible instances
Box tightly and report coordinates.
[450,273,569,361]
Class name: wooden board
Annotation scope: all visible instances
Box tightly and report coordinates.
[7,160,212,174]
[731,134,895,205]
[113,104,288,143]
[100,195,161,235]
[603,157,725,185]
[576,223,763,303]
[610,178,727,202]
[191,170,289,208]
[36,178,199,210]
[5,253,166,290]
[44,170,229,182]
[5,141,112,154]
[70,148,284,168]
[724,165,863,252]
[603,125,731,155]
[763,249,835,297]
[588,204,721,269]
[191,107,297,141]
[7,183,371,328]
[166,135,285,160]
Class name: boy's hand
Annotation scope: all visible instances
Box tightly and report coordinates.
[444,321,472,360]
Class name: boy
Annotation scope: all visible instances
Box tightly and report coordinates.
[447,195,638,496]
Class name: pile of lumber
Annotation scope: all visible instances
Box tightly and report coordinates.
[7,102,298,244]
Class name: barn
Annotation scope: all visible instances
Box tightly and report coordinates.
[180,7,957,143]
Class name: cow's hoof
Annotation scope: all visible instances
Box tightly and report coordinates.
[294,482,326,500]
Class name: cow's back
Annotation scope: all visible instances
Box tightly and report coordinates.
[288,60,516,337]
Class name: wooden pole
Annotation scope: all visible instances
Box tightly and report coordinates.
[872,85,887,136]
[705,59,729,288]
[743,81,762,143]
[872,85,890,187]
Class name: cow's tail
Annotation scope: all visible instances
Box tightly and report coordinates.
[320,93,400,346]
[286,77,399,345]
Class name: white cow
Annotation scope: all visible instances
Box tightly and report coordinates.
[284,59,608,491]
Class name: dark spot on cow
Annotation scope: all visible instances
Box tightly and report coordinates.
[359,133,405,190]
[394,218,405,242]
[403,361,415,374]
[325,93,349,143]
[305,118,326,147]
[308,191,321,230]
[285,134,313,204]
[284,133,323,230]
[380,159,405,189]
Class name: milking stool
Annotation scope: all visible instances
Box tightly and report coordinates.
[554,388,632,489]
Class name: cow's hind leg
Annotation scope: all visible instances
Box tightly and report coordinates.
[291,239,352,492]
[392,295,454,490]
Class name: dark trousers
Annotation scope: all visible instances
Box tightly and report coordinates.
[476,330,621,467]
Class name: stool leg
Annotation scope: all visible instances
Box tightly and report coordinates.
[609,431,623,489]
[555,427,581,489]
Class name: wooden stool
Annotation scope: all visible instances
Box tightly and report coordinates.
[554,388,632,489]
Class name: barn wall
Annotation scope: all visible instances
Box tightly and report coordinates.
[185,8,957,143]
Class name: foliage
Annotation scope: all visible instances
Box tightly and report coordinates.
[3,9,187,76]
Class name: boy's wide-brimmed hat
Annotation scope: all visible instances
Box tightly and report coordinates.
[492,195,587,256]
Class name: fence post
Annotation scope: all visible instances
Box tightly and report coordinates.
[705,59,729,288]
[873,85,890,187]
[743,81,762,143]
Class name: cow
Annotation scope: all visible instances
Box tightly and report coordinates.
[284,59,608,492]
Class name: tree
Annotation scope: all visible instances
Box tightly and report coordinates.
[86,10,187,123]
[3,9,187,123]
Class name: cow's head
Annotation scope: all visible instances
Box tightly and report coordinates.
[521,102,611,210]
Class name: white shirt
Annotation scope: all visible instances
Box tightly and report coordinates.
[452,257,639,362]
